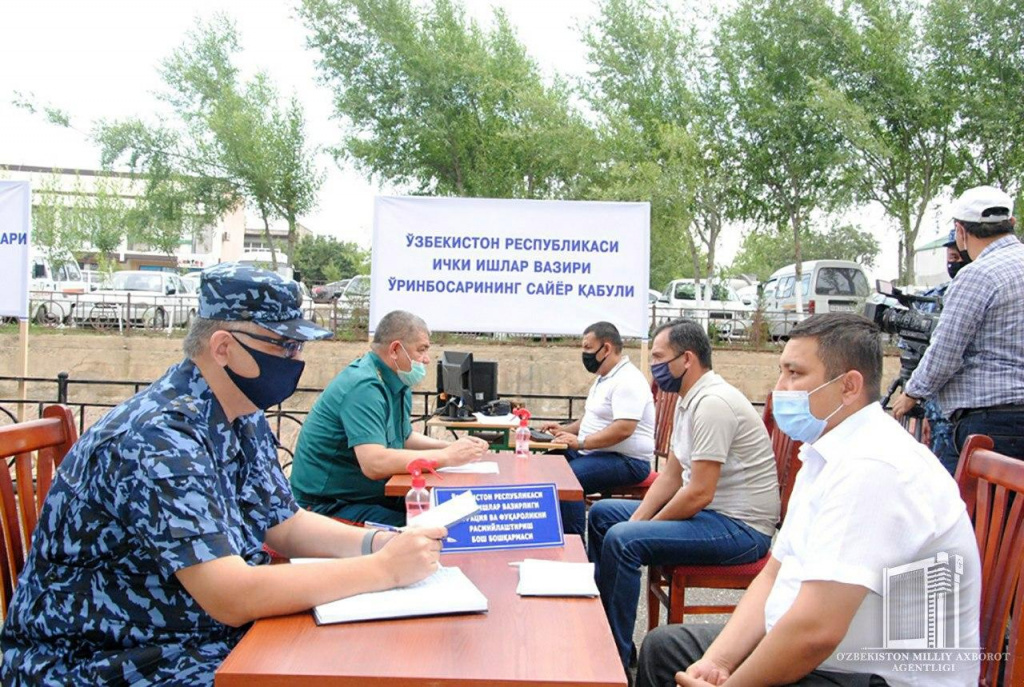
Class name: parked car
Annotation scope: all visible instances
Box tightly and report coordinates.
[760,260,871,339]
[180,272,201,295]
[75,271,196,329]
[335,275,370,312]
[27,250,90,324]
[651,279,755,338]
[312,279,350,303]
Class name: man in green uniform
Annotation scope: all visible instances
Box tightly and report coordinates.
[291,310,487,525]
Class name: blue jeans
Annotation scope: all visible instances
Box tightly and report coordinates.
[560,449,651,535]
[941,407,1024,473]
[587,499,772,670]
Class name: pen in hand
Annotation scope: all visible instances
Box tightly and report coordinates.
[364,521,455,543]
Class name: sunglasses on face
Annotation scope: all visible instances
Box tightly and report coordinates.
[228,330,304,359]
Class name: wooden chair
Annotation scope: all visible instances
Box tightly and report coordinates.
[588,385,676,502]
[956,434,1023,687]
[646,395,802,628]
[0,405,78,616]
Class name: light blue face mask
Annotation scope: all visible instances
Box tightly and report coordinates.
[772,374,845,443]
[396,342,427,388]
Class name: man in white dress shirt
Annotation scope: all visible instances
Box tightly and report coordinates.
[637,313,980,687]
[543,321,654,535]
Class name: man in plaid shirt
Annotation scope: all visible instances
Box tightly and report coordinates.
[893,185,1024,471]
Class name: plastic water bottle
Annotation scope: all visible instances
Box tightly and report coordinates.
[405,459,435,524]
[513,408,532,458]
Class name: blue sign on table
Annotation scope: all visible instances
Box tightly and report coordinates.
[433,483,564,553]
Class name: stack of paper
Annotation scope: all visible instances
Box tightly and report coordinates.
[515,559,600,597]
[291,563,488,625]
[472,412,518,425]
[437,461,500,475]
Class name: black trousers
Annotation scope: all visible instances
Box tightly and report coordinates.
[636,624,889,687]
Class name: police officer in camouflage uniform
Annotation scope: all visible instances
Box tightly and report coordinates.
[0,263,446,685]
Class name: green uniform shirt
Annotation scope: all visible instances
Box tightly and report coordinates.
[291,352,412,510]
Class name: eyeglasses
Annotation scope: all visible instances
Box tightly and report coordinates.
[228,330,304,359]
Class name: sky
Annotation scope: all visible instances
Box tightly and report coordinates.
[0,0,949,282]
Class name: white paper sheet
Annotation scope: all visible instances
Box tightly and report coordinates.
[437,461,500,475]
[516,559,599,597]
[472,412,518,426]
[407,490,481,529]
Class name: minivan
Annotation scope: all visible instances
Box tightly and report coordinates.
[760,260,871,339]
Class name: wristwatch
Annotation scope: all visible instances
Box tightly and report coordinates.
[580,436,586,450]
[361,529,379,555]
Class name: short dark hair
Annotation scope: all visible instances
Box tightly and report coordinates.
[788,314,882,400]
[652,318,712,369]
[959,219,1015,239]
[583,321,623,352]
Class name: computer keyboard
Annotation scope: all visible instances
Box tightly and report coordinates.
[529,429,556,443]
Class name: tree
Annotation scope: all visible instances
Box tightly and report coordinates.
[716,0,856,314]
[299,0,595,199]
[730,223,880,281]
[582,0,716,292]
[159,16,324,268]
[927,0,1024,198]
[291,235,369,283]
[808,0,959,283]
[31,173,83,263]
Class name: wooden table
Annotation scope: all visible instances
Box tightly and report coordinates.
[215,536,627,686]
[426,417,568,452]
[384,451,584,501]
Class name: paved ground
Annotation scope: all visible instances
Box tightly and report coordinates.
[630,585,741,682]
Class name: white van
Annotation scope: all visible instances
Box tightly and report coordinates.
[29,249,89,324]
[760,260,871,339]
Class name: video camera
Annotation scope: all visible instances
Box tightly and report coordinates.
[863,280,942,407]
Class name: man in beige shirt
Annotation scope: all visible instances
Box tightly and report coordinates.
[588,318,779,671]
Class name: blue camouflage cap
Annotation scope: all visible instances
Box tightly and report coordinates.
[944,228,958,247]
[198,263,333,342]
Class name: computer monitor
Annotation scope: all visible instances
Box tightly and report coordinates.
[436,353,498,416]
[440,351,473,418]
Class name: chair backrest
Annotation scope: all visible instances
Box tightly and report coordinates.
[0,405,78,616]
[956,434,1023,687]
[761,394,802,524]
[652,383,679,470]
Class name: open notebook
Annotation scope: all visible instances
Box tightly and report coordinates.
[291,561,488,625]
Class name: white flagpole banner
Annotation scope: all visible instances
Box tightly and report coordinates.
[0,181,32,319]
[370,197,651,338]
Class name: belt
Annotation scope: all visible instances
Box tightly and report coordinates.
[950,403,1024,423]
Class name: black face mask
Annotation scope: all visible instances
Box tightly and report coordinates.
[582,346,607,374]
[224,337,305,410]
[946,250,972,280]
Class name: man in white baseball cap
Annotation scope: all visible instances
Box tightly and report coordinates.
[893,185,1024,471]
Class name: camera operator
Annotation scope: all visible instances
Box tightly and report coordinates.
[906,230,970,471]
[893,185,1024,471]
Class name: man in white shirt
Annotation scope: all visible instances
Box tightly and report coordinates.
[637,313,980,687]
[542,321,654,535]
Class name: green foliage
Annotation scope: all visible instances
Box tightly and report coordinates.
[715,0,856,308]
[730,223,880,281]
[291,234,369,283]
[927,0,1024,196]
[806,0,960,283]
[582,0,711,291]
[157,16,324,266]
[299,0,595,198]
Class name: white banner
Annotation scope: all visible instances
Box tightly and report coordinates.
[370,196,651,338]
[0,181,31,319]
